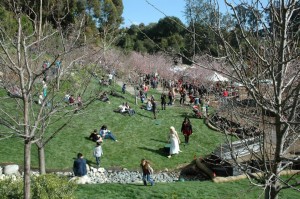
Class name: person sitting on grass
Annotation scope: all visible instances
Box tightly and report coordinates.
[69,95,75,104]
[89,129,103,143]
[99,91,110,103]
[145,99,152,111]
[99,125,118,142]
[73,153,87,177]
[118,102,128,113]
[125,102,135,116]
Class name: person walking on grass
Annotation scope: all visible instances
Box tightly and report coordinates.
[161,93,167,110]
[122,83,126,94]
[168,126,181,158]
[181,117,193,145]
[93,142,103,168]
[140,159,154,186]
[151,99,157,119]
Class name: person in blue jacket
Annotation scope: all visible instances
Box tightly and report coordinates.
[73,153,87,177]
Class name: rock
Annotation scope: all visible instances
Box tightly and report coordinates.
[86,164,90,172]
[69,175,91,184]
[63,172,71,176]
[4,165,19,175]
[91,167,98,173]
[97,167,106,173]
[0,166,2,175]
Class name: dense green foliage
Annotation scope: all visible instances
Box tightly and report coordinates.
[0,0,123,43]
[0,177,23,199]
[117,17,186,56]
[0,174,77,199]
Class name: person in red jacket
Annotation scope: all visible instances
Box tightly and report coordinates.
[223,89,229,97]
[181,117,193,144]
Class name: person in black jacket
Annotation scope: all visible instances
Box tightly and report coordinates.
[161,93,167,110]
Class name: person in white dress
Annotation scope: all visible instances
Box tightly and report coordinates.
[168,126,181,158]
[38,92,44,105]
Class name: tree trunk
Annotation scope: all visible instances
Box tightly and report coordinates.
[24,140,32,199]
[265,183,280,199]
[38,143,46,174]
[134,87,138,105]
[56,74,60,91]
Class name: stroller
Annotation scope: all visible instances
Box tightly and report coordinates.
[192,105,203,119]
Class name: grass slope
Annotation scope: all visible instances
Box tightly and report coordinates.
[0,83,224,171]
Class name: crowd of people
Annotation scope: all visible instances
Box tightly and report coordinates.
[73,72,226,186]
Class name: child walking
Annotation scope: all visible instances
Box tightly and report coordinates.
[93,142,103,168]
[140,159,154,186]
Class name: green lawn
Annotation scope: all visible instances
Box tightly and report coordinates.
[0,83,225,171]
[2,83,298,198]
[74,180,299,199]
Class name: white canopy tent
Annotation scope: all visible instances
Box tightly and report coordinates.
[207,72,229,82]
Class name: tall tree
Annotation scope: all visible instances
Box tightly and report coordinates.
[185,0,300,198]
[0,1,93,198]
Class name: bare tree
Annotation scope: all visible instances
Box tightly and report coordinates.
[185,0,300,198]
[0,1,97,198]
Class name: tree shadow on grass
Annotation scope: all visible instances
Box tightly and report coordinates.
[150,138,166,144]
[84,136,92,141]
[138,146,168,157]
[135,112,152,119]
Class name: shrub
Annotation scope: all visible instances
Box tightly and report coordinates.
[31,174,78,199]
[0,174,77,199]
[0,177,23,199]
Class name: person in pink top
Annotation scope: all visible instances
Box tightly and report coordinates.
[144,84,149,98]
[223,89,229,97]
[222,89,229,104]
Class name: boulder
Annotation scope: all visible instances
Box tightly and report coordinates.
[0,166,2,175]
[4,165,19,175]
[69,175,91,184]
[86,164,90,172]
[97,167,106,173]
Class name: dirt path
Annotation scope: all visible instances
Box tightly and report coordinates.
[115,80,165,96]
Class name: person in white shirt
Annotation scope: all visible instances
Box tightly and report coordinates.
[93,142,103,168]
[108,73,113,85]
